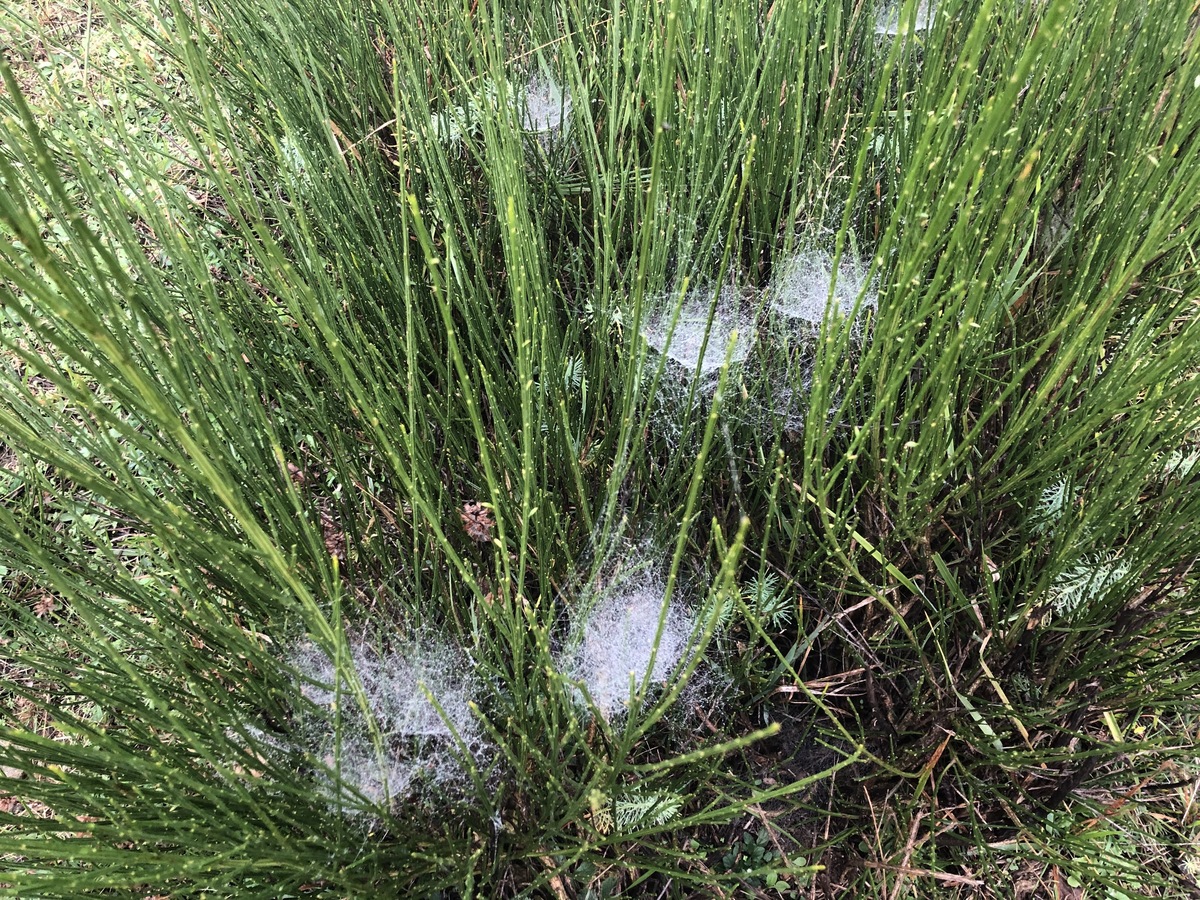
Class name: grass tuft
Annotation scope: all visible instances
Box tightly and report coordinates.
[2,0,1199,894]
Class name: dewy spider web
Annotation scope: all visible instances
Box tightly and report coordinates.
[642,284,753,380]
[285,633,491,814]
[640,283,754,448]
[554,532,725,725]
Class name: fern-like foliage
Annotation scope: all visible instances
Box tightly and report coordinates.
[1049,553,1131,619]
[1032,478,1075,535]
[743,572,793,630]
[613,788,684,831]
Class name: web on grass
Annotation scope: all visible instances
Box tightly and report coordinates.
[768,247,877,328]
[874,0,936,35]
[757,243,876,430]
[287,633,490,814]
[559,577,698,721]
[520,73,572,137]
[642,284,753,381]
[639,284,755,449]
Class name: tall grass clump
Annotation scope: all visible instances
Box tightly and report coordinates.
[2,0,1199,894]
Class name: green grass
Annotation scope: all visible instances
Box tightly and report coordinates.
[2,0,1200,895]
